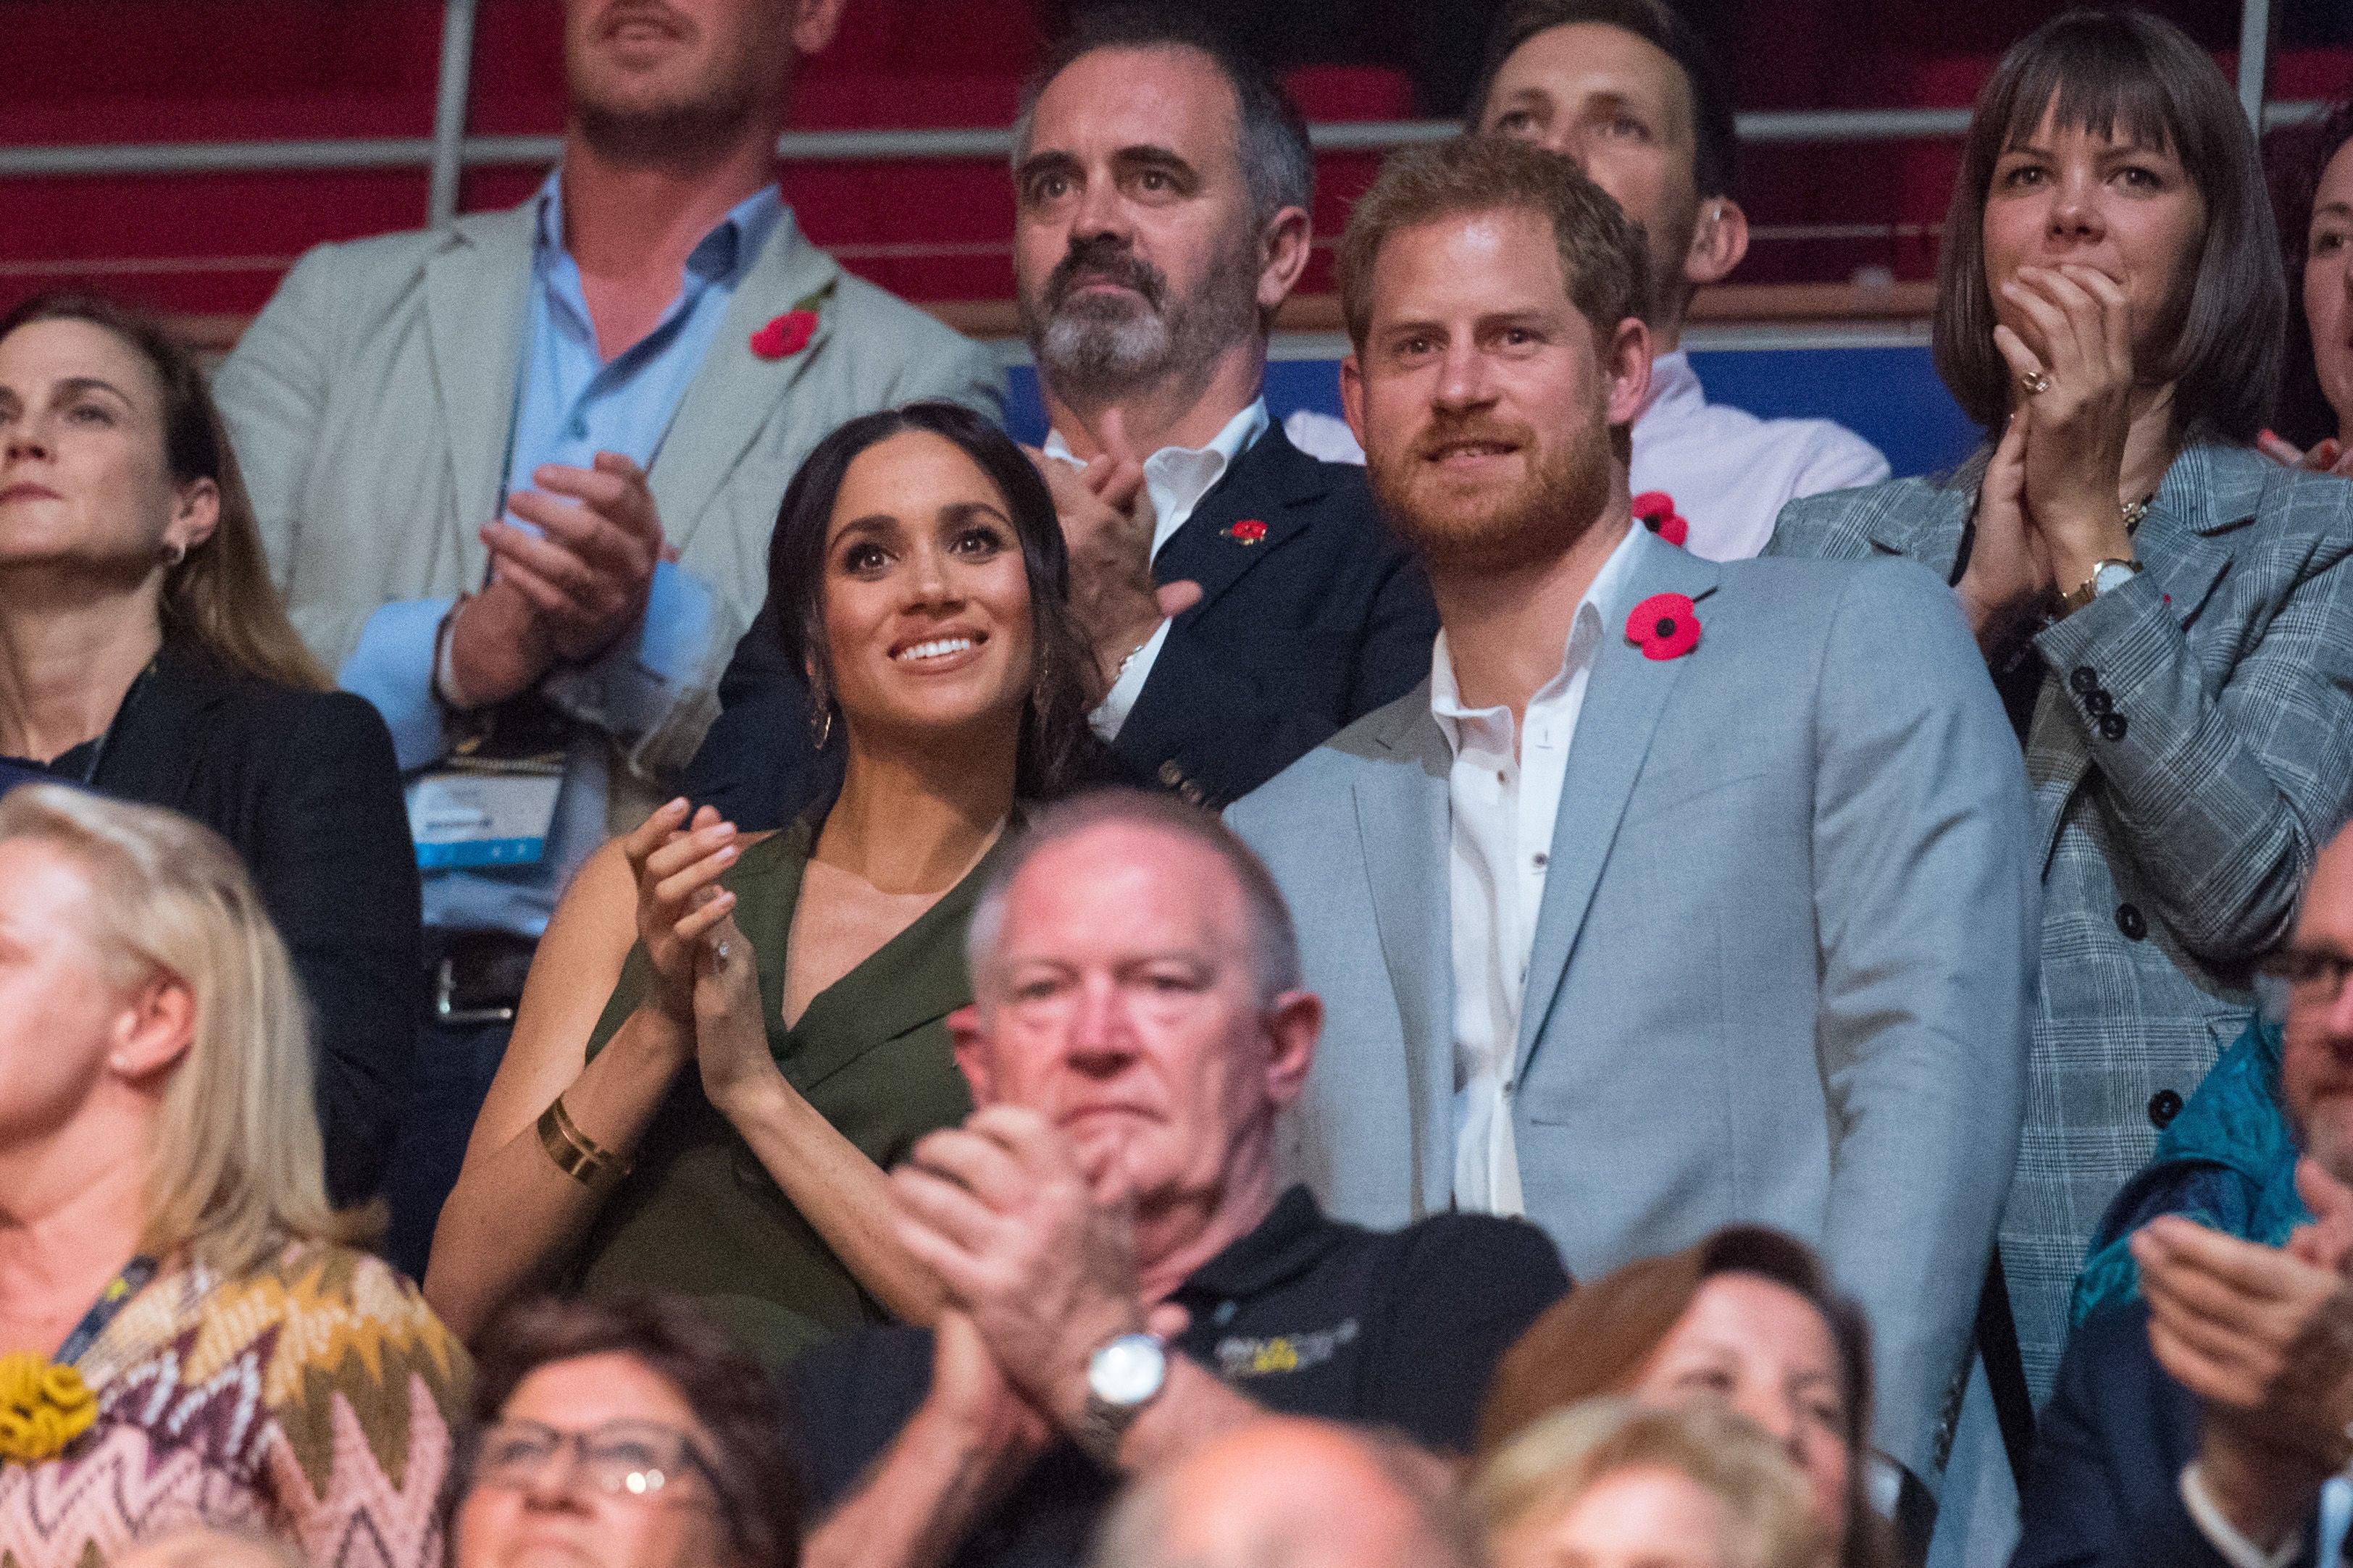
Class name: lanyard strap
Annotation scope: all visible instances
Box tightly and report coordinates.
[56,1254,159,1367]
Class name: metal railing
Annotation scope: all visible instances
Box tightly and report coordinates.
[0,1,2306,222]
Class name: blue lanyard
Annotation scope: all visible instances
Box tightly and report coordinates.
[56,1255,159,1367]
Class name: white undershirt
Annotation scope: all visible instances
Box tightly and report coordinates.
[1044,399,1269,741]
[1432,523,1646,1215]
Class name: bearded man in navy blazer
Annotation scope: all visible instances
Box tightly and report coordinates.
[1226,135,2035,1519]
[683,9,1438,823]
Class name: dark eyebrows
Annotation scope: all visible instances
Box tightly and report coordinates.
[2318,201,2353,222]
[56,376,133,403]
[1014,149,1082,193]
[939,500,1012,529]
[832,513,903,547]
[1112,145,1198,183]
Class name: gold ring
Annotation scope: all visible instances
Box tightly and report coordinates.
[2020,371,2053,396]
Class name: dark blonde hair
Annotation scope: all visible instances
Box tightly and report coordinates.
[1932,9,2284,439]
[1338,135,1651,356]
[1474,1399,1821,1568]
[0,292,328,690]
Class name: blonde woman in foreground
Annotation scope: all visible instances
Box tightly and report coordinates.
[1476,1399,1823,1568]
[0,786,467,1568]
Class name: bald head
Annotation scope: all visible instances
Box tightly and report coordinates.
[1093,1419,1484,1568]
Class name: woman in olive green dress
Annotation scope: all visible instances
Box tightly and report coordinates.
[425,403,1100,1364]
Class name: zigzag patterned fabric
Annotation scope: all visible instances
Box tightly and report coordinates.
[0,1244,469,1568]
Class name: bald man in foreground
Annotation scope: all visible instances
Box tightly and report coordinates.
[1092,1417,1481,1568]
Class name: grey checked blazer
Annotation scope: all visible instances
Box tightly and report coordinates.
[1228,530,2035,1484]
[1770,440,2353,1397]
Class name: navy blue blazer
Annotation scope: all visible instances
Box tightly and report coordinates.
[679,420,1439,825]
[2012,1298,2318,1568]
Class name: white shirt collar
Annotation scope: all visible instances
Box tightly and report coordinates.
[1430,521,1649,741]
[1635,350,1703,428]
[1043,400,1269,560]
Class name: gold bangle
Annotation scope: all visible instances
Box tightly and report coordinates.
[537,1096,631,1193]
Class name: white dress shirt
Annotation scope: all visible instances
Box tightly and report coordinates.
[1630,351,1889,563]
[1431,523,1646,1215]
[1045,399,1270,741]
[2182,1462,2353,1568]
[1283,353,1887,565]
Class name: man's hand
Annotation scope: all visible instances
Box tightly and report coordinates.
[892,1105,1145,1430]
[444,576,556,709]
[485,451,666,666]
[2136,1213,2353,1548]
[1027,410,1202,700]
[929,1307,1056,1464]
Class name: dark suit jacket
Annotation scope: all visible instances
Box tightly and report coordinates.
[680,420,1439,825]
[2012,1298,2319,1568]
[85,643,421,1206]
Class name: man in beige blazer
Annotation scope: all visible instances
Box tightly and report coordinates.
[213,0,1002,1267]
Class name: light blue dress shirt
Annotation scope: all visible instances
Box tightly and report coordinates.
[338,172,787,938]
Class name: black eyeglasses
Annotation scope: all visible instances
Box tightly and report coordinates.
[2260,946,2353,1003]
[475,1418,722,1504]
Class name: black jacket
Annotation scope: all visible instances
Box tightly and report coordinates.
[2011,1297,2320,1568]
[680,421,1439,826]
[69,643,421,1207]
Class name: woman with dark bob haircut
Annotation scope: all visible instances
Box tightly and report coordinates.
[1772,6,2353,1419]
[430,403,1103,1364]
[1478,1228,1887,1568]
[451,1294,803,1568]
[2265,98,2353,470]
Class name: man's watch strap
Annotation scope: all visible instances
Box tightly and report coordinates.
[1074,1330,1167,1466]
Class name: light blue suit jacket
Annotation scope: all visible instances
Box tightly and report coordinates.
[1228,529,2036,1484]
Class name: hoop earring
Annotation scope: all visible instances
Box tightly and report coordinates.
[809,700,833,750]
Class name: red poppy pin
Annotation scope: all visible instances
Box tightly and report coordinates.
[749,283,833,361]
[1626,592,1701,661]
[1631,490,1689,548]
[1223,519,1269,546]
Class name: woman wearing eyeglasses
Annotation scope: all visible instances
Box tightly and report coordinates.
[452,1295,802,1568]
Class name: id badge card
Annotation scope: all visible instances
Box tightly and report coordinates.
[406,759,565,870]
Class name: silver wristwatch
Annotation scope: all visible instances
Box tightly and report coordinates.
[2057,558,2143,619]
[1075,1330,1167,1464]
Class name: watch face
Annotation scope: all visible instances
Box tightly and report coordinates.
[2093,561,2140,595]
[1088,1333,1167,1406]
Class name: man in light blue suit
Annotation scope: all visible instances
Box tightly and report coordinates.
[1225,135,2035,1524]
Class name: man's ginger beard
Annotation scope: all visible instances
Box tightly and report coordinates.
[1367,396,1621,578]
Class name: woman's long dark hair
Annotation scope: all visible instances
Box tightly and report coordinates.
[765,402,1099,800]
[1932,9,2285,443]
[2273,99,2353,450]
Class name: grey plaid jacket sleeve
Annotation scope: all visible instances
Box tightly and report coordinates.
[1766,442,2353,1393]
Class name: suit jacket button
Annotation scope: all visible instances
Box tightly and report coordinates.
[2070,666,2101,695]
[1158,760,1184,787]
[2147,1089,2183,1129]
[2084,689,2113,716]
[2099,713,2128,742]
[2115,903,2147,940]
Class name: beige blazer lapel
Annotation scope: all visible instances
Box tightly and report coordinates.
[652,221,845,554]
[424,204,535,582]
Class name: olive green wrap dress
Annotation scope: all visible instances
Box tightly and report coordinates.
[567,812,1008,1367]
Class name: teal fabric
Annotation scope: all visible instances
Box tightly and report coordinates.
[2070,1016,2306,1325]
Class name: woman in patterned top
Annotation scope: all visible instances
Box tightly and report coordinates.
[0,784,469,1568]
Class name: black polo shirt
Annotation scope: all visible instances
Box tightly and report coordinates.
[787,1186,1568,1568]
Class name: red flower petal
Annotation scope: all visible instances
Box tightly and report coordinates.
[1657,513,1689,548]
[1626,592,1701,660]
[750,309,819,360]
[1225,519,1268,544]
[1631,490,1675,521]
